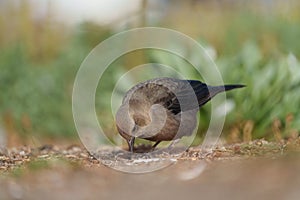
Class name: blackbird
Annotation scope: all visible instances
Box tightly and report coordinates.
[115,77,244,152]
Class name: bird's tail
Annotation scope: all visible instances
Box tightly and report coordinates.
[223,84,246,91]
[208,84,245,98]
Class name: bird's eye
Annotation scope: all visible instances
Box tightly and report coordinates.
[133,115,147,126]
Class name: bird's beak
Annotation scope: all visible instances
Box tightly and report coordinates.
[127,125,138,152]
[128,137,135,152]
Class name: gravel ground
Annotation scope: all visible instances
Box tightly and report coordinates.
[1,139,300,200]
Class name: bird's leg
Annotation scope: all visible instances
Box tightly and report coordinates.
[127,137,135,152]
[151,141,161,151]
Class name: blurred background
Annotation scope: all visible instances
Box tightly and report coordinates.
[1,0,300,148]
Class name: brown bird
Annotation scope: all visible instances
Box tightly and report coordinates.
[116,77,244,152]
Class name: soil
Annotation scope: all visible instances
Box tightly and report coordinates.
[1,138,300,200]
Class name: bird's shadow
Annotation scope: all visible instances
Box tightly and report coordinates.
[131,144,154,153]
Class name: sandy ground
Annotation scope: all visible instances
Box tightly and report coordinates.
[1,139,300,200]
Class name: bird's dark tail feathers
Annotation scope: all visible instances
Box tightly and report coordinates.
[208,84,245,98]
[223,84,246,91]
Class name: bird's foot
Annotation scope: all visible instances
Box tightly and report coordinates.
[150,141,161,151]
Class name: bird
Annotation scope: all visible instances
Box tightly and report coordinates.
[115,77,245,152]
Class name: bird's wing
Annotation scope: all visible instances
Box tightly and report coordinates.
[145,79,209,115]
[122,78,211,115]
[122,77,177,104]
[186,80,211,106]
[122,78,181,114]
[165,80,211,114]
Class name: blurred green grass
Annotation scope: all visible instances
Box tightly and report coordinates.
[0,0,300,145]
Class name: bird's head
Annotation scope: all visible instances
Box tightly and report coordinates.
[130,104,167,139]
[116,100,168,139]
